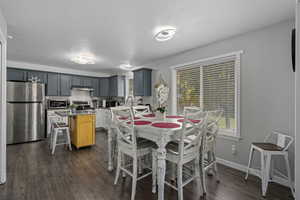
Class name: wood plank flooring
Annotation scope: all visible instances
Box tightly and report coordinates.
[0,130,294,200]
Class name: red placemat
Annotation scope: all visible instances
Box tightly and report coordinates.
[127,120,152,125]
[166,115,184,119]
[143,114,156,118]
[151,122,180,128]
[119,117,141,120]
[177,119,202,123]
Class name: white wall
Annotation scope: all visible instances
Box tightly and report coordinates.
[295,1,300,198]
[145,20,296,179]
[0,8,6,184]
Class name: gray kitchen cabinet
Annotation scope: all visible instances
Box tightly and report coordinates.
[27,70,47,83]
[109,75,125,97]
[7,68,27,81]
[109,76,117,96]
[91,78,99,97]
[60,74,72,96]
[133,68,152,96]
[82,77,93,87]
[99,77,109,97]
[46,73,60,96]
[71,76,83,86]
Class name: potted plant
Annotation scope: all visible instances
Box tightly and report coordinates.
[70,104,77,113]
[155,105,167,120]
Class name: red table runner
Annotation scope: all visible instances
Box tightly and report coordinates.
[166,115,184,119]
[127,120,152,125]
[151,122,180,128]
[177,119,202,123]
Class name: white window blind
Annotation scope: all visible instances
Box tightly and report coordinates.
[176,55,240,137]
[176,67,200,114]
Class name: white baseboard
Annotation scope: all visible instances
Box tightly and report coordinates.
[216,157,294,188]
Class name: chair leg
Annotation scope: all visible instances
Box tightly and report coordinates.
[138,157,143,174]
[66,129,72,151]
[261,152,266,197]
[177,164,183,200]
[152,151,157,194]
[131,158,138,200]
[200,153,207,195]
[51,129,58,155]
[245,146,254,180]
[211,150,220,183]
[284,154,295,198]
[114,150,121,185]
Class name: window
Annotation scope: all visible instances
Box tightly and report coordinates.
[176,52,241,138]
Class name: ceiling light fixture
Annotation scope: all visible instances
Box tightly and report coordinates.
[154,26,177,42]
[7,35,13,39]
[120,63,134,71]
[70,53,96,65]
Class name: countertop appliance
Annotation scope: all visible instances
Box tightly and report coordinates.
[7,81,46,144]
[72,101,94,111]
[47,99,68,109]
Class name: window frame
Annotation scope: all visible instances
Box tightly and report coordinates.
[171,51,242,140]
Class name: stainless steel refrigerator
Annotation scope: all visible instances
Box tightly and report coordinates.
[7,81,45,144]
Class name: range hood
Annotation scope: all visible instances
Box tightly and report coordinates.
[71,86,94,91]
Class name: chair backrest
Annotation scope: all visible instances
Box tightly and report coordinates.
[110,106,137,148]
[178,107,208,159]
[207,110,223,136]
[49,114,65,128]
[132,105,151,116]
[264,130,294,151]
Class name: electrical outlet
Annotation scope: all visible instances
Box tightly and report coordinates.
[232,144,237,155]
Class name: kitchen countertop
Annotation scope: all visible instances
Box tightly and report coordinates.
[55,110,96,117]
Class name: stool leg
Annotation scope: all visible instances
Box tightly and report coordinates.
[284,154,295,198]
[265,154,271,196]
[66,128,72,151]
[261,152,266,197]
[51,129,58,155]
[245,146,254,180]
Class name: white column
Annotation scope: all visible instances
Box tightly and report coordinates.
[295,0,300,198]
[0,9,7,184]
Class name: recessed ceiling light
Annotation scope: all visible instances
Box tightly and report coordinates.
[120,64,134,71]
[70,53,96,65]
[7,35,13,39]
[154,26,176,42]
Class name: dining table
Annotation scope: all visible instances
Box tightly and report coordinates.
[107,114,186,200]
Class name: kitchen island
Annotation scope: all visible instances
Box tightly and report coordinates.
[55,111,96,149]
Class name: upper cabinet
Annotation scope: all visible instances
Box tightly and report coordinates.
[71,76,83,86]
[60,74,72,96]
[109,76,125,97]
[7,68,27,81]
[46,73,60,96]
[7,67,108,97]
[27,70,47,84]
[133,68,152,96]
[91,78,99,97]
[99,77,109,97]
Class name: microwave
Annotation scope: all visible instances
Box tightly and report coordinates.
[47,99,68,109]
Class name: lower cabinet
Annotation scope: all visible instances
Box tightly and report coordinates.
[70,114,95,148]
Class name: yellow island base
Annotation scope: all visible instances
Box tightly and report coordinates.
[70,114,96,149]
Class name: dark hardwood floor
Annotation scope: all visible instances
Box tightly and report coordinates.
[0,130,294,200]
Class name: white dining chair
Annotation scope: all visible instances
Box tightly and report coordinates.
[204,110,223,182]
[245,130,294,197]
[49,115,72,155]
[152,108,208,200]
[132,105,151,116]
[111,106,156,200]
